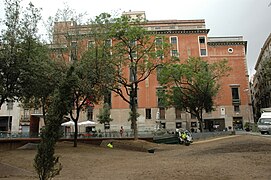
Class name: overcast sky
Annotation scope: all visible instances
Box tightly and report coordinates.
[0,0,270,77]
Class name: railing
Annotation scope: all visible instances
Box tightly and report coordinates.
[0,130,156,139]
[0,131,38,139]
[63,130,155,139]
[232,99,241,105]
[0,129,237,140]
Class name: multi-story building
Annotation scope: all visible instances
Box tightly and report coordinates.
[253,33,271,120]
[0,101,21,134]
[48,11,252,132]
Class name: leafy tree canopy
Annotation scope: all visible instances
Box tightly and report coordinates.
[158,57,231,132]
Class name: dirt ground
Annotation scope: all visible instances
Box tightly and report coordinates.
[0,134,271,180]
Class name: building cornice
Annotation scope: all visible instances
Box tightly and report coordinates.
[207,41,247,46]
[254,33,271,70]
[148,29,209,35]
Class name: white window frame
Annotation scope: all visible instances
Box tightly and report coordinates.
[105,39,112,47]
[155,37,164,59]
[88,40,95,48]
[171,49,179,57]
[170,36,178,44]
[198,36,208,57]
[169,36,179,57]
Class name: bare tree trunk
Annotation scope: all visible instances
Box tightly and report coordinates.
[70,109,79,147]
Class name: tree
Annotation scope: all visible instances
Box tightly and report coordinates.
[104,15,171,139]
[158,57,231,132]
[20,44,66,124]
[63,59,106,147]
[49,12,115,147]
[97,103,113,130]
[34,82,72,180]
[0,0,43,108]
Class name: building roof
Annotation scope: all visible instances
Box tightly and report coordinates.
[208,36,247,53]
[254,33,271,70]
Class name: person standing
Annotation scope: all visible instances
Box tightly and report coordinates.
[120,126,124,137]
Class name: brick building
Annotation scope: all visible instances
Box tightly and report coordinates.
[51,11,252,132]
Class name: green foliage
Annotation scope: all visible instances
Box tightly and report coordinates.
[0,0,43,107]
[262,57,271,81]
[60,53,109,147]
[158,57,231,132]
[99,14,172,139]
[34,89,70,180]
[97,103,113,125]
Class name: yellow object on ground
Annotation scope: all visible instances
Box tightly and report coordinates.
[107,143,113,148]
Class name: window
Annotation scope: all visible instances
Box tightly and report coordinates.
[157,88,165,107]
[155,37,163,45]
[104,122,110,129]
[156,65,163,81]
[171,49,178,57]
[175,109,182,119]
[88,40,95,48]
[34,108,40,114]
[234,105,240,112]
[170,36,177,44]
[130,40,136,47]
[191,122,197,127]
[228,48,233,53]
[231,87,240,104]
[200,49,207,56]
[146,109,152,119]
[105,39,112,47]
[87,106,93,120]
[159,107,165,120]
[232,88,239,99]
[131,51,137,60]
[199,37,205,44]
[155,37,164,59]
[6,101,13,110]
[191,113,196,119]
[71,41,77,61]
[161,122,166,128]
[129,67,137,82]
[23,109,29,120]
[104,90,112,108]
[176,122,182,129]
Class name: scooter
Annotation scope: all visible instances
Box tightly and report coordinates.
[178,129,193,146]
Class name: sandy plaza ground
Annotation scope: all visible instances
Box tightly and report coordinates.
[0,133,271,180]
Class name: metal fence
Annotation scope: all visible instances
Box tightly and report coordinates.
[0,129,236,140]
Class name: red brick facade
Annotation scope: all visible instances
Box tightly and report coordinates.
[52,12,252,132]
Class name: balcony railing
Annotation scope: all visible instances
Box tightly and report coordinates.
[21,116,30,122]
[232,99,241,105]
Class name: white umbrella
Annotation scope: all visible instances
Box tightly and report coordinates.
[78,120,97,126]
[61,120,75,126]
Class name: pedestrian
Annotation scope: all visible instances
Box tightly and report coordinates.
[120,126,124,137]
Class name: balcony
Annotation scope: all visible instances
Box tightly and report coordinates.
[232,99,241,105]
[21,116,30,122]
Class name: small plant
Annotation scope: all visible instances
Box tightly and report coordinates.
[244,122,251,131]
[97,103,113,131]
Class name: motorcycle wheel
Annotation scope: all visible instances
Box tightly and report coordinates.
[185,141,190,146]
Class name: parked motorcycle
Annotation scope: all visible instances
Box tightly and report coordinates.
[177,129,193,146]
